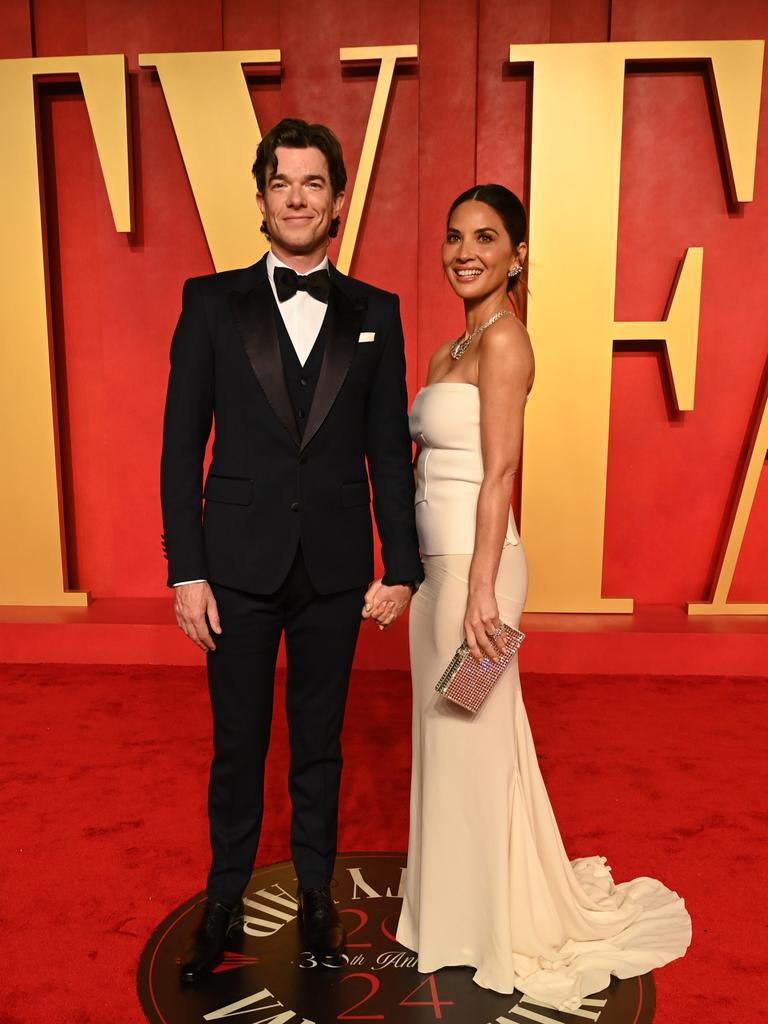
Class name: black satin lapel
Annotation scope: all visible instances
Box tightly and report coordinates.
[301,287,365,451]
[229,283,301,447]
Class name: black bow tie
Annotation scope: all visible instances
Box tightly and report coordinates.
[273,266,331,304]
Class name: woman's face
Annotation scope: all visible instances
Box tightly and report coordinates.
[442,200,522,301]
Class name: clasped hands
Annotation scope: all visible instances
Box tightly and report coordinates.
[362,579,413,630]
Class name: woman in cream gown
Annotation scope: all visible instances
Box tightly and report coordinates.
[391,185,692,1012]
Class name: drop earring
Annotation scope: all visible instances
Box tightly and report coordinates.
[508,265,522,279]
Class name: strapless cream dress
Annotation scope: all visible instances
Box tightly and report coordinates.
[395,382,691,1012]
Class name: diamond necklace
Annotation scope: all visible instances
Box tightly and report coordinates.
[450,309,513,361]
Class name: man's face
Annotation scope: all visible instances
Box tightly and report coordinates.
[257,145,344,263]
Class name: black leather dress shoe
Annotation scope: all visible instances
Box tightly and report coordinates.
[180,899,244,984]
[297,885,346,965]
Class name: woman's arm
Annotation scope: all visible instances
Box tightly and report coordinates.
[464,318,534,660]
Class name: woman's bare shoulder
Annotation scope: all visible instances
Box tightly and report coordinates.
[479,314,534,370]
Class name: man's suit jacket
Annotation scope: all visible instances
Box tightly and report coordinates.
[160,254,423,595]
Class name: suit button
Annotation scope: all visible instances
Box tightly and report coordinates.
[298,408,306,419]
[299,454,308,465]
[290,501,299,512]
[299,378,308,387]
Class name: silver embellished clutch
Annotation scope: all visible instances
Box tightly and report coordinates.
[435,623,525,713]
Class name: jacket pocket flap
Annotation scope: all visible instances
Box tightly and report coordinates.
[341,480,371,507]
[204,474,253,506]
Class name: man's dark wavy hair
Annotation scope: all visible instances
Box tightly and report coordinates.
[252,118,347,239]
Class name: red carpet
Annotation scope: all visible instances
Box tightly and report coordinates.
[1,664,766,1023]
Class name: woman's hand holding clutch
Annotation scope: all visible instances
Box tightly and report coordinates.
[464,584,503,662]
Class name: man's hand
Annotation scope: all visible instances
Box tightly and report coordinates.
[174,581,222,651]
[362,579,412,630]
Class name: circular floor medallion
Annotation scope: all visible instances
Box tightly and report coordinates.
[137,852,655,1024]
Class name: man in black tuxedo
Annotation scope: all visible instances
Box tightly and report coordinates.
[160,118,422,982]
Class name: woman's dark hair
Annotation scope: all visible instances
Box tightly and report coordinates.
[447,184,527,294]
[253,118,347,239]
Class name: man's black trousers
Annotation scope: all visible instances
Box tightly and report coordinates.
[205,547,366,904]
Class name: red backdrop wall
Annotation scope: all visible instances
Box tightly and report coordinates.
[1,0,766,610]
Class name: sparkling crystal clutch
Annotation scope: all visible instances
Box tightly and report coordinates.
[435,623,525,713]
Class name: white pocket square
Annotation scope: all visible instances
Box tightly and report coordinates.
[358,331,376,343]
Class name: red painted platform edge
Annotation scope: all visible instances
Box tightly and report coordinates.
[0,600,765,675]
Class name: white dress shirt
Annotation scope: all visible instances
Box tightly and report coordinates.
[266,251,329,367]
[173,250,329,587]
